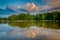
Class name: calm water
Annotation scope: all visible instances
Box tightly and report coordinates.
[0,21,60,40]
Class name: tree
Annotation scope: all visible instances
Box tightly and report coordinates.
[8,15,18,21]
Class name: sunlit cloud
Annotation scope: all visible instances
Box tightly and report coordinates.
[25,3,40,12]
[0,0,60,17]
[27,29,39,38]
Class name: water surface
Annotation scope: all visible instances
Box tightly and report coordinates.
[0,21,60,40]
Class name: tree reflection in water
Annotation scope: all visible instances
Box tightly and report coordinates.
[8,21,60,29]
[0,21,60,40]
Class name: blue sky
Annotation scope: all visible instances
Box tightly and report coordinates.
[0,0,46,9]
[0,0,60,17]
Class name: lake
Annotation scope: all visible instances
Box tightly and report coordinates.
[0,21,60,40]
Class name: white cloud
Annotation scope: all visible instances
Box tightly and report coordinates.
[42,0,60,12]
[7,0,60,14]
[24,3,40,12]
[17,6,21,9]
[48,0,60,7]
[40,5,52,11]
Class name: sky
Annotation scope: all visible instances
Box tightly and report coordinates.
[0,0,60,17]
[0,0,46,9]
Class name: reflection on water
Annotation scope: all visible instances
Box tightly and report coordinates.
[0,21,60,40]
[8,21,60,29]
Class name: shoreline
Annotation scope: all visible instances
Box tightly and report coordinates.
[0,20,60,22]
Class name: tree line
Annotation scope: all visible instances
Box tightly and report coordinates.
[0,11,60,21]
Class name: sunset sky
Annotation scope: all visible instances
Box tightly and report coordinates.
[0,0,60,17]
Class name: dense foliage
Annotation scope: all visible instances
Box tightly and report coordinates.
[0,17,7,20]
[0,11,60,21]
[35,11,60,20]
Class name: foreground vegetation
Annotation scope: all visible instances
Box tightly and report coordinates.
[0,11,60,21]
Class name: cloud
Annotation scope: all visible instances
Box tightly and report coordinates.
[0,15,10,18]
[42,0,60,12]
[40,5,52,11]
[24,3,40,12]
[49,0,60,7]
[23,1,60,13]
[6,1,60,13]
[0,0,60,17]
[49,0,60,11]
